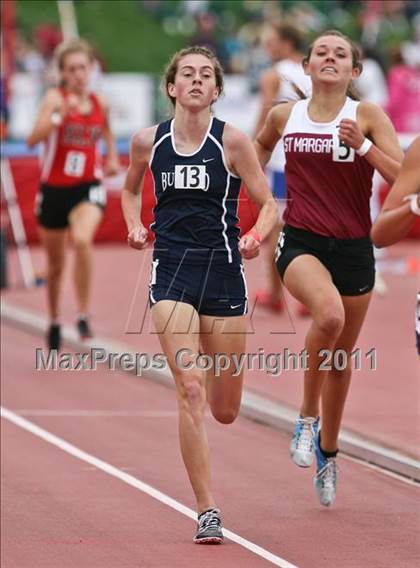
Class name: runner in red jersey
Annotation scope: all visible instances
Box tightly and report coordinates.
[255,30,403,507]
[40,87,105,187]
[27,39,119,350]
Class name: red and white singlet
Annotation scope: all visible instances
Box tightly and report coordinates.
[283,97,375,239]
[41,90,106,187]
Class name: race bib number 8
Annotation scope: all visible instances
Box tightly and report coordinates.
[332,135,355,163]
[174,165,209,191]
[64,151,86,177]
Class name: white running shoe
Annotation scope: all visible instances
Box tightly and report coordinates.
[290,415,320,467]
[314,433,338,507]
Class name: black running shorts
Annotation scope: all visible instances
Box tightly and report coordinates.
[36,181,106,229]
[275,224,375,297]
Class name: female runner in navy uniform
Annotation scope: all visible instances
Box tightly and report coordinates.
[255,30,403,507]
[371,136,420,354]
[122,46,277,543]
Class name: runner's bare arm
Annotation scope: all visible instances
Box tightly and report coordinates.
[340,102,404,186]
[27,89,63,147]
[371,137,420,247]
[253,69,280,137]
[254,102,295,168]
[98,95,120,175]
[121,126,156,249]
[224,124,278,259]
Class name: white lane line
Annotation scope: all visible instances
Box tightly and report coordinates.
[1,406,299,568]
[12,409,178,417]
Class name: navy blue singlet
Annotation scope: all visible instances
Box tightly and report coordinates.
[149,116,242,265]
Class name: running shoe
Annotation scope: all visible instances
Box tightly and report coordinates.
[76,317,93,340]
[290,415,319,467]
[193,508,224,544]
[314,433,338,507]
[47,323,61,351]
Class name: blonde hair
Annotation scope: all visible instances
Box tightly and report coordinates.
[54,38,94,71]
[163,45,224,107]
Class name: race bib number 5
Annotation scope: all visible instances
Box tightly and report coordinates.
[332,135,355,163]
[64,151,86,177]
[174,165,209,191]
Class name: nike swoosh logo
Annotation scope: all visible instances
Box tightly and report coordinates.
[202,158,214,163]
[358,285,370,292]
[230,304,242,309]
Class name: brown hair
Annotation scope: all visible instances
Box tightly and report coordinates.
[303,29,362,100]
[272,23,305,53]
[54,38,94,71]
[163,45,224,107]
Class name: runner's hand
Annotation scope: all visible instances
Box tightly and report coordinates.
[104,158,120,176]
[338,119,364,149]
[127,225,148,250]
[239,232,260,260]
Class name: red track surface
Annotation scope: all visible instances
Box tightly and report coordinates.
[3,241,419,457]
[2,324,419,568]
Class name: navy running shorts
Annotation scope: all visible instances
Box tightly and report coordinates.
[275,224,375,297]
[149,251,248,317]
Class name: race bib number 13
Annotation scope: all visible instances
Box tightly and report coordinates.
[64,151,86,177]
[174,165,209,191]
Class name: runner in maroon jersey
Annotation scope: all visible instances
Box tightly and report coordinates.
[27,39,119,350]
[255,30,403,506]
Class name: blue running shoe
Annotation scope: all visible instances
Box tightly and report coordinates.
[290,416,319,467]
[314,433,338,507]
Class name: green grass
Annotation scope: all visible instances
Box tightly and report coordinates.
[16,0,186,72]
[16,0,61,33]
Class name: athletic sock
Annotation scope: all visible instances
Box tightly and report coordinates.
[319,431,338,458]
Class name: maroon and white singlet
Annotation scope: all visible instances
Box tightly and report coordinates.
[283,97,374,238]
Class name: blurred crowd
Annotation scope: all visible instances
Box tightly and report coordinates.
[145,1,420,70]
[1,0,419,139]
[146,0,420,133]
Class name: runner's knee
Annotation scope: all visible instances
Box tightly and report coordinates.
[314,304,345,338]
[177,373,206,414]
[48,257,65,279]
[72,233,91,249]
